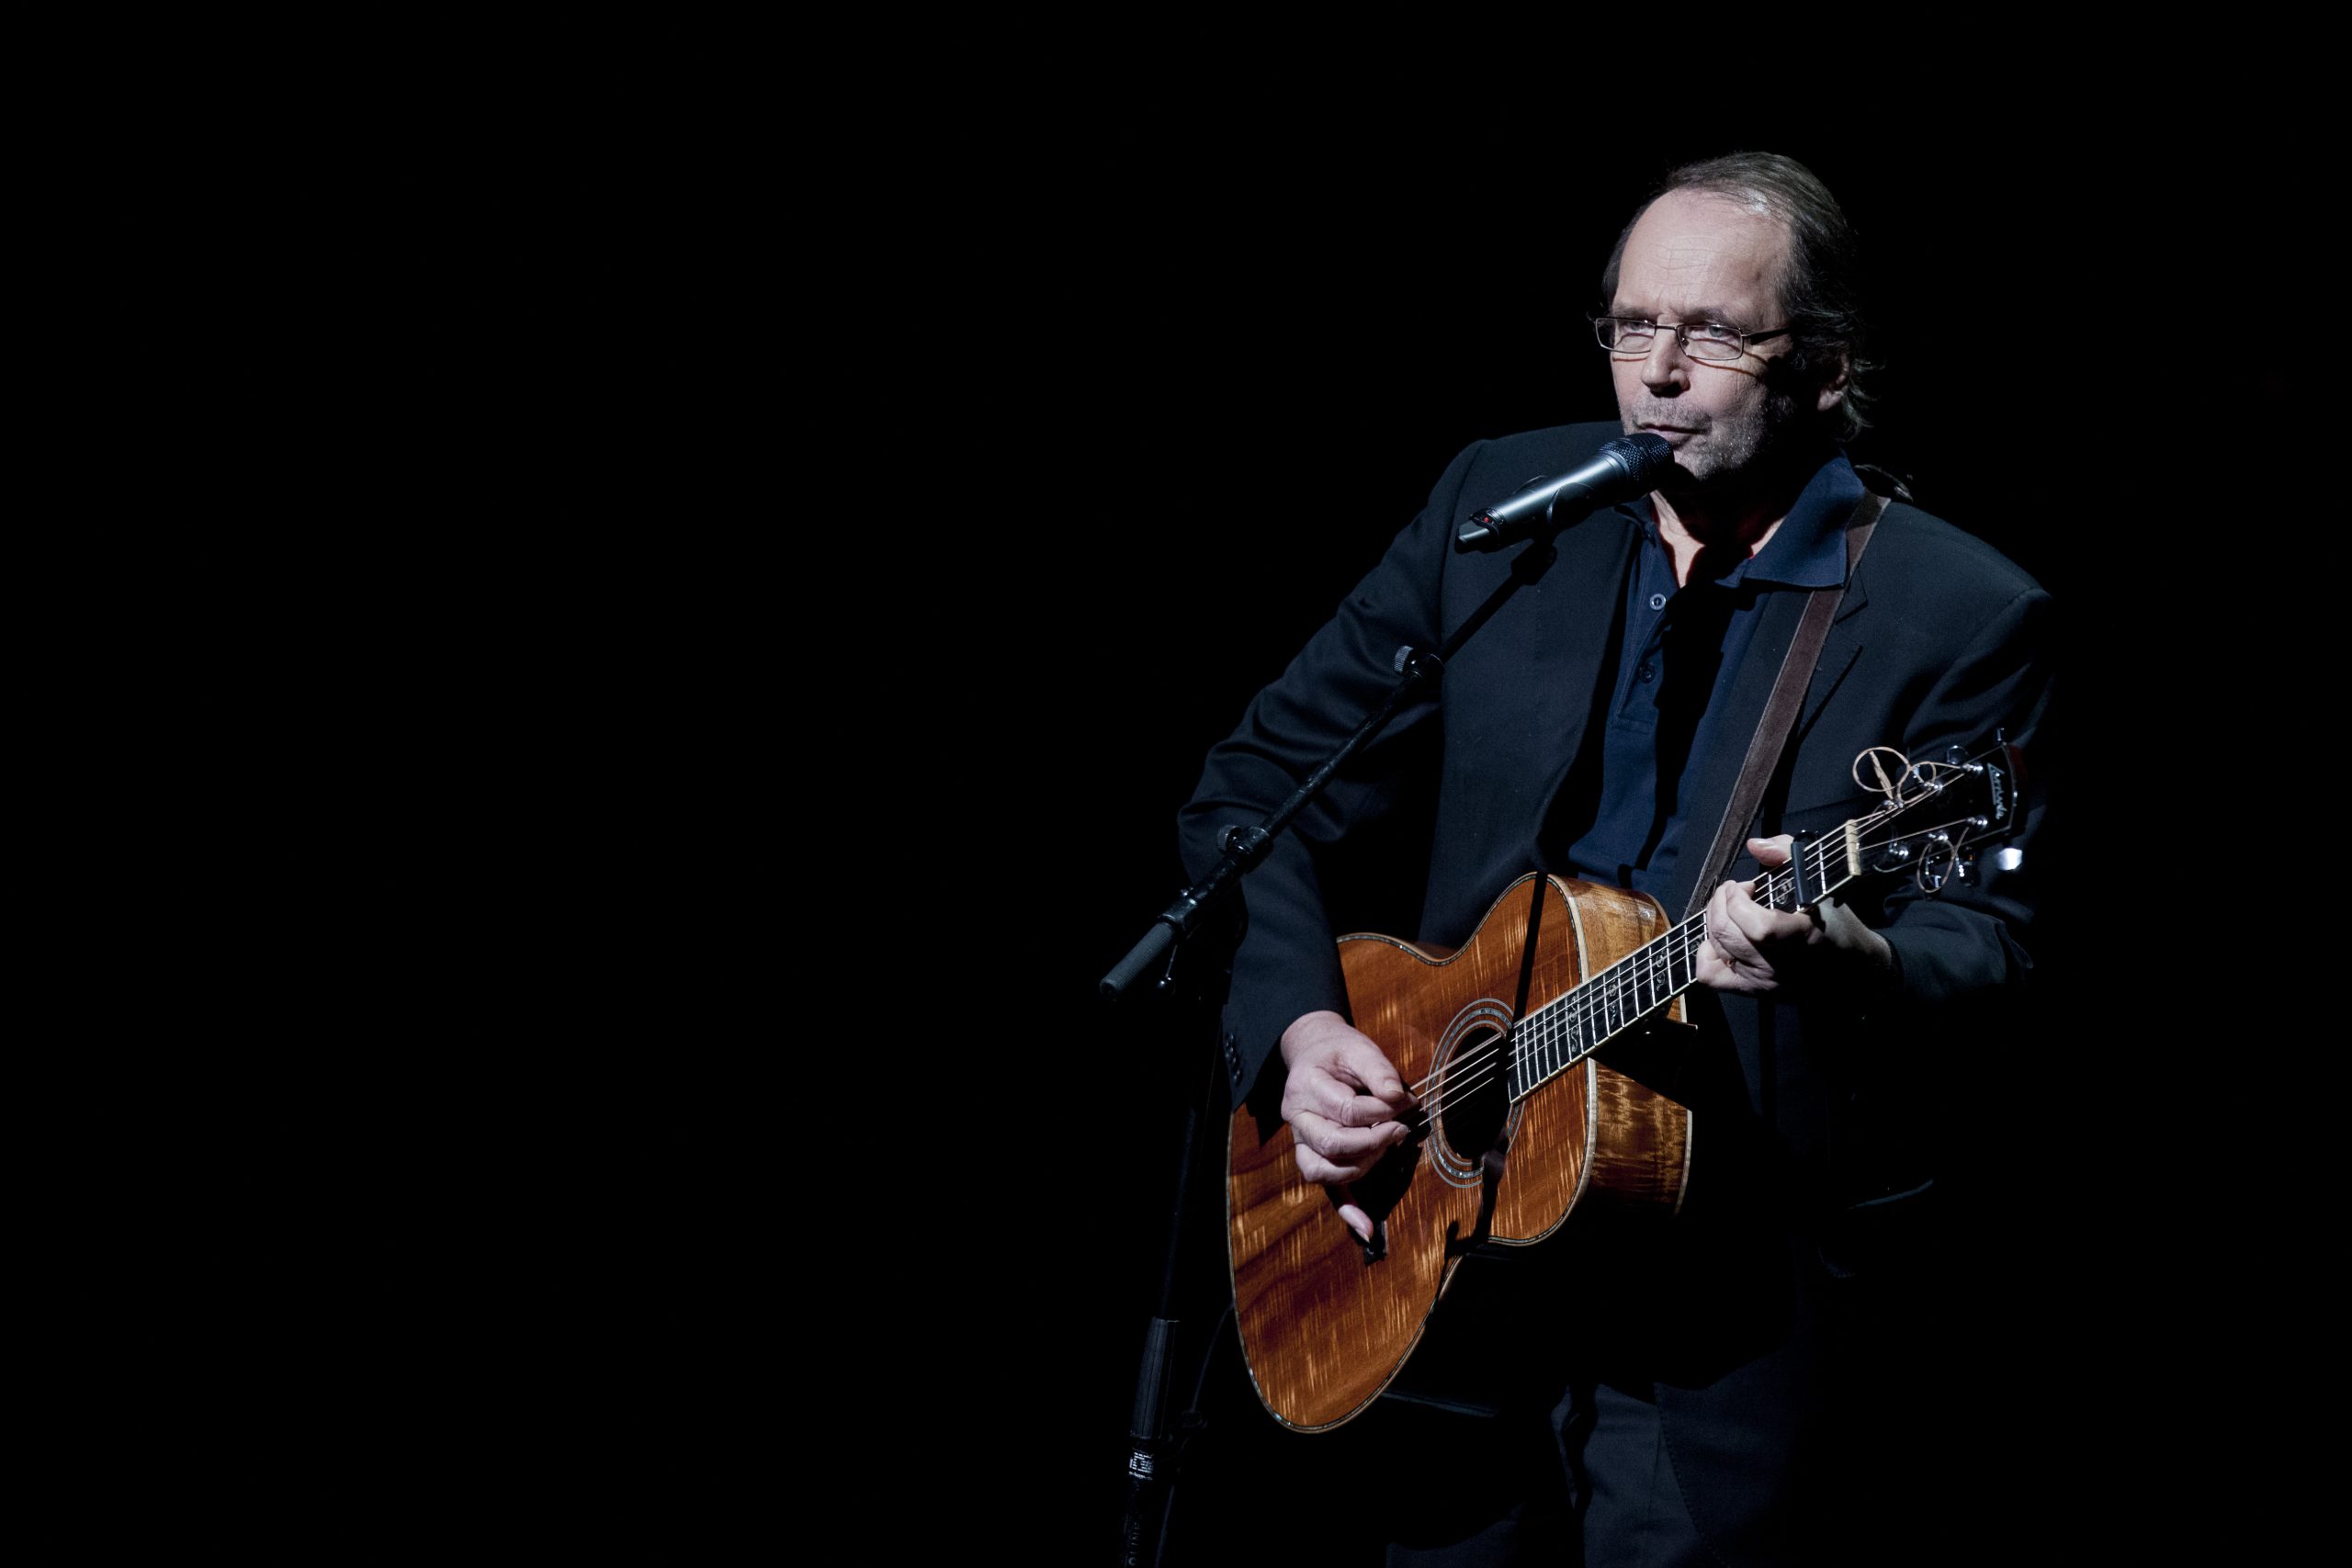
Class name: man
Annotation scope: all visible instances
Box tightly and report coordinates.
[1180,154,2050,1564]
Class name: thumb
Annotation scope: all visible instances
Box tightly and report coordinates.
[1747,833,1795,867]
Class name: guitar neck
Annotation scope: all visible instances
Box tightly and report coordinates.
[1509,824,1867,1103]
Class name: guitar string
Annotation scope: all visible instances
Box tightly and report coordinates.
[1408,807,1903,1111]
[1401,807,1950,1115]
[1510,807,1973,1083]
[1405,916,1707,1121]
[1391,758,1990,1118]
[1398,810,1985,1123]
[1402,832,1839,1109]
[1408,811,1980,1125]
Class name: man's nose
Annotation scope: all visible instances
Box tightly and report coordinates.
[1641,331,1690,393]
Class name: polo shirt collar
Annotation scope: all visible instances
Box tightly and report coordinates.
[1623,447,1863,592]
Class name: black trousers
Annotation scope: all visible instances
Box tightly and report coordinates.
[1382,1381,1709,1568]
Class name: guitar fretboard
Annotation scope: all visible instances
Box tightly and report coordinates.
[1506,822,1864,1102]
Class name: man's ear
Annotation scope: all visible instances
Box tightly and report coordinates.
[1815,346,1852,415]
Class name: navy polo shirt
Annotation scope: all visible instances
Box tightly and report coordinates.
[1555,451,1864,901]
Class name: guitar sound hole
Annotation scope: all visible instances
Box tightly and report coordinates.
[1438,1023,1508,1160]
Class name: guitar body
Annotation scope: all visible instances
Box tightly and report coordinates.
[1222,739,2020,1433]
[1227,872,1694,1431]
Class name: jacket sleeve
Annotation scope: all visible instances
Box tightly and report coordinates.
[1175,441,1485,1102]
[1870,580,2055,1012]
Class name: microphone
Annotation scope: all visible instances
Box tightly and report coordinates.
[1454,432,1675,553]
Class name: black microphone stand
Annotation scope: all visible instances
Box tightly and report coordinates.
[1104,643,1443,1568]
[1103,520,1576,1567]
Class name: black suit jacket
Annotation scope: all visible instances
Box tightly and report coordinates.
[1179,423,2052,1562]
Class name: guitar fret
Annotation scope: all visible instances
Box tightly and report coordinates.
[1521,753,2008,1095]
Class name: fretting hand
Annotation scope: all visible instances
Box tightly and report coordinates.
[1696,835,1894,996]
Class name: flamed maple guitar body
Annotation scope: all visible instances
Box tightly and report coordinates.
[1227,872,1694,1432]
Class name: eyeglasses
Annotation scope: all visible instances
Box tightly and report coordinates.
[1592,317,1792,363]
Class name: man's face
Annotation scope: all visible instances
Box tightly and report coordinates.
[1608,189,1826,491]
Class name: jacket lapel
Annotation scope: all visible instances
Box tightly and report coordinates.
[1520,513,1641,829]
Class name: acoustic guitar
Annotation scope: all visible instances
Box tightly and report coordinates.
[1225,741,2020,1431]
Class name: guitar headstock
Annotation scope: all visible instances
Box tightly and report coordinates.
[1849,735,2023,895]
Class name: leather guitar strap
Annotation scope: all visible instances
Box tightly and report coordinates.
[1680,490,1888,921]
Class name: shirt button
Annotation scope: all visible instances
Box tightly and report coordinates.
[1649,592,1667,611]
[1638,663,1656,682]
